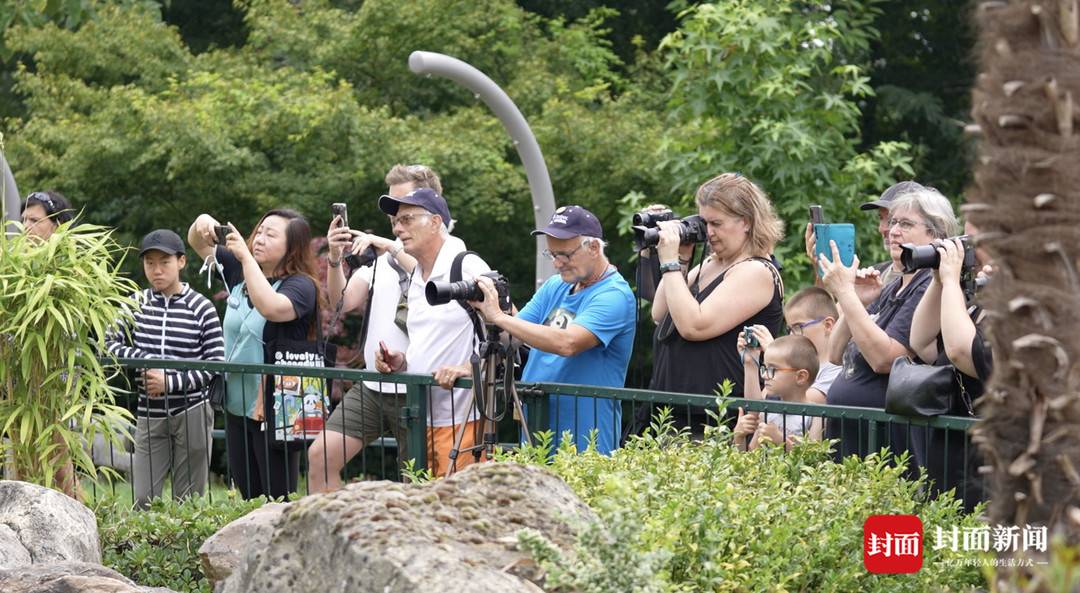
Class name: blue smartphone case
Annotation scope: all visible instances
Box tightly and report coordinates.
[814,223,856,277]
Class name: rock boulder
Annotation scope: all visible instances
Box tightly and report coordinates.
[0,481,101,569]
[198,502,289,586]
[221,462,595,593]
[0,561,178,593]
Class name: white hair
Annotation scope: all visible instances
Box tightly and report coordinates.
[889,189,960,239]
[582,236,608,255]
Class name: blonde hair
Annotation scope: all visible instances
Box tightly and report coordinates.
[767,335,820,380]
[384,164,443,195]
[695,173,783,256]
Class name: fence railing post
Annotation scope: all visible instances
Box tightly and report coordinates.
[403,382,427,471]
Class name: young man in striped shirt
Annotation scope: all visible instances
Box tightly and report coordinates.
[105,230,225,507]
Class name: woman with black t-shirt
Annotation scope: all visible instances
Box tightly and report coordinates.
[649,173,784,432]
[820,188,959,460]
[189,209,321,499]
[909,227,993,512]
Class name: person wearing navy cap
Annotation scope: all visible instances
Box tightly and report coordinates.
[373,183,495,477]
[105,229,224,507]
[467,205,635,455]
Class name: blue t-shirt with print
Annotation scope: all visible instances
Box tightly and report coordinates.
[518,268,636,454]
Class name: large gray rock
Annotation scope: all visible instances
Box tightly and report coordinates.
[0,481,101,568]
[0,561,178,593]
[198,502,289,586]
[220,462,594,593]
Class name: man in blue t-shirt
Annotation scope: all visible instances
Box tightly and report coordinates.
[468,205,635,454]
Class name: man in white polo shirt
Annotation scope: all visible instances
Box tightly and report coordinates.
[374,187,491,477]
[307,164,442,493]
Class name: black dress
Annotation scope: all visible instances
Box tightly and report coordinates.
[648,257,784,433]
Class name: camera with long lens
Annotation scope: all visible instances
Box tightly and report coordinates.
[633,214,708,249]
[900,235,985,299]
[632,208,674,228]
[425,272,512,313]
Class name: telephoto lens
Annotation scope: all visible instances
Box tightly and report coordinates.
[425,280,480,306]
[633,214,708,249]
[632,209,674,228]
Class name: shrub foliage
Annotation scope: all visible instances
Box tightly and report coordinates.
[505,411,985,592]
[95,493,265,593]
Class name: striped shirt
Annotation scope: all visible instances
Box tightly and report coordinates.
[105,284,225,418]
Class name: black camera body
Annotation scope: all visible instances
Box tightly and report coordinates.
[743,326,760,349]
[426,271,512,313]
[900,235,983,299]
[633,214,708,249]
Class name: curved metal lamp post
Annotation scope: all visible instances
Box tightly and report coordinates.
[408,51,555,289]
[1,145,19,234]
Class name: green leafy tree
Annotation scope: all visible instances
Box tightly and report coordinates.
[4,0,669,305]
[651,0,916,291]
[0,221,137,493]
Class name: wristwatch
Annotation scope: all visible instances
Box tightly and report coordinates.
[659,261,683,275]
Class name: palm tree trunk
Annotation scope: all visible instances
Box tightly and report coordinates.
[968,0,1080,574]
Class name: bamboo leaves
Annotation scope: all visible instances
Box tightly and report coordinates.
[0,221,137,495]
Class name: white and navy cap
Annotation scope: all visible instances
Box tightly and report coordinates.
[531,205,603,240]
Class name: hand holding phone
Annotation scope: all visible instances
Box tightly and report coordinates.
[214,225,232,246]
[331,203,349,229]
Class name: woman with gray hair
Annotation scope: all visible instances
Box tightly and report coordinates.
[818,187,959,459]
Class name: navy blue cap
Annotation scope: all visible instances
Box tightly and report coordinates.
[531,205,603,240]
[378,188,452,225]
[139,229,186,257]
[860,181,927,211]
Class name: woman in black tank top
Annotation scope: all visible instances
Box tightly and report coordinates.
[648,173,785,432]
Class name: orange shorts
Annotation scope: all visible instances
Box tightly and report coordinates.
[426,420,488,477]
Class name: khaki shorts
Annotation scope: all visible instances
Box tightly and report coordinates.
[325,383,408,459]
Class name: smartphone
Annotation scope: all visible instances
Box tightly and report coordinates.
[809,205,824,225]
[814,223,856,277]
[214,225,231,246]
[331,203,349,228]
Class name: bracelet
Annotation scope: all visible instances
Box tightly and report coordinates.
[328,258,341,268]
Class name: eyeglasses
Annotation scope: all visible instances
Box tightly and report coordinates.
[788,317,825,335]
[542,242,585,263]
[887,218,928,232]
[759,365,800,379]
[391,213,430,228]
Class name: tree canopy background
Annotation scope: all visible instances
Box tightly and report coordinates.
[0,0,975,385]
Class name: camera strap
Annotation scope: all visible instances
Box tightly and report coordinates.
[450,250,487,345]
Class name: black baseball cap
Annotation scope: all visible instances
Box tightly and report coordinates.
[139,229,186,257]
[860,181,927,211]
[378,187,452,225]
[531,205,603,240]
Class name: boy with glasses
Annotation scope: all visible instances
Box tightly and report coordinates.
[740,286,840,402]
[733,335,822,451]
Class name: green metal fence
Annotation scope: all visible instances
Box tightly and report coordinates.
[98,358,980,508]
